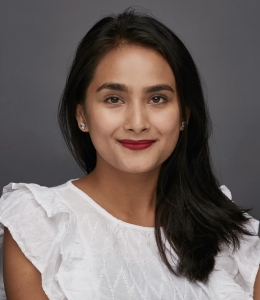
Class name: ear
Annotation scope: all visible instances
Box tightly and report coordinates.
[76,104,89,132]
[180,107,191,131]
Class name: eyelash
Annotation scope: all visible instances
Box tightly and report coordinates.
[104,95,168,105]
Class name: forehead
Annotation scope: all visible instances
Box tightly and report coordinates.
[89,44,176,91]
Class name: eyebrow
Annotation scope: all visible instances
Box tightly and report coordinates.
[95,82,175,93]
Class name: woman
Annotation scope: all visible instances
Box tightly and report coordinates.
[1,7,260,300]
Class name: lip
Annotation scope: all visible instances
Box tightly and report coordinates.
[118,139,156,150]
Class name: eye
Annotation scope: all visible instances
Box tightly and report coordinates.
[149,95,167,104]
[104,96,124,105]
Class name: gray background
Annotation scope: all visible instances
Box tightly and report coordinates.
[0,1,259,218]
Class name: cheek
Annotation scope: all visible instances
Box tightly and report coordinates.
[155,109,181,135]
[86,109,118,144]
[154,110,181,151]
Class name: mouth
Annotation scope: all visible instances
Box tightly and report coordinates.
[118,139,156,150]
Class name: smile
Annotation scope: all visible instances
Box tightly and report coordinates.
[118,139,156,150]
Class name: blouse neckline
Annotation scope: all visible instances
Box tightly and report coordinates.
[67,179,155,232]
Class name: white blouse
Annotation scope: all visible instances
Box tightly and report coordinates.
[0,180,259,300]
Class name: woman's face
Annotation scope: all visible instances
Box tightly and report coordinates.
[76,44,184,174]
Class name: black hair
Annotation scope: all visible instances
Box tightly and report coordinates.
[58,7,253,283]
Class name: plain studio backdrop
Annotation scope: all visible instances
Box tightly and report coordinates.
[0,1,259,218]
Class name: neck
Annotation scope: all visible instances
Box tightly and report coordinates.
[74,156,161,227]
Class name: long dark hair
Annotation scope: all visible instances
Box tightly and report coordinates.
[58,7,252,283]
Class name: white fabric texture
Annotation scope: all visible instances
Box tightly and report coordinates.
[0,180,259,300]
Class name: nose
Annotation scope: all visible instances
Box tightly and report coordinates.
[124,102,150,133]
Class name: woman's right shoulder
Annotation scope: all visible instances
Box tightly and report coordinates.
[0,181,72,268]
[0,179,79,214]
[0,180,90,299]
[0,181,71,232]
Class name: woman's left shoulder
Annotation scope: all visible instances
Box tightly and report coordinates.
[209,185,260,299]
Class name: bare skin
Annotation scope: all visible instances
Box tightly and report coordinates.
[3,44,260,299]
[74,44,184,227]
[254,268,260,300]
[72,154,159,228]
[3,227,48,299]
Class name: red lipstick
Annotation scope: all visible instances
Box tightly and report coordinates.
[118,139,156,150]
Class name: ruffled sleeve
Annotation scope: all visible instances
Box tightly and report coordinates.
[0,182,96,300]
[208,186,260,299]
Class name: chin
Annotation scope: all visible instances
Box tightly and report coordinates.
[116,163,161,174]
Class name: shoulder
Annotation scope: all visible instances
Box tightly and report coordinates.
[208,185,260,299]
[219,184,232,200]
[0,180,91,299]
[0,180,78,221]
[0,180,83,258]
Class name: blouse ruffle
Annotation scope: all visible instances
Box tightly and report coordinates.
[0,182,259,300]
[209,185,260,299]
[0,182,96,300]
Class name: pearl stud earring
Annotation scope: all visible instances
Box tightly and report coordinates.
[80,122,86,130]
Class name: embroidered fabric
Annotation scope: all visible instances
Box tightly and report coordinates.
[0,180,259,300]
